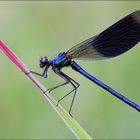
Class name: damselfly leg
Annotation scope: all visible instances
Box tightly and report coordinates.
[54,70,80,116]
[29,70,69,93]
[29,69,80,115]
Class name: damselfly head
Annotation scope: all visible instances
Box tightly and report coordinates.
[39,56,50,68]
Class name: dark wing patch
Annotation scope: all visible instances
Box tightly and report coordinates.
[67,10,140,60]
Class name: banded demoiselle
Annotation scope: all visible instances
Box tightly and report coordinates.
[30,10,140,116]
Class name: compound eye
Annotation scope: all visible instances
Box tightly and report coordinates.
[39,60,46,68]
[39,56,49,68]
[42,57,46,63]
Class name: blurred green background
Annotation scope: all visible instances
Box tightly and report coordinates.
[0,1,140,139]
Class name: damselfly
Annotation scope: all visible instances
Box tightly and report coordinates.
[30,10,140,116]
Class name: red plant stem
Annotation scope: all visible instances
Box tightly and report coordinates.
[0,40,55,104]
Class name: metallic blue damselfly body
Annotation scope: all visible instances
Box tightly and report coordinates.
[30,10,140,116]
